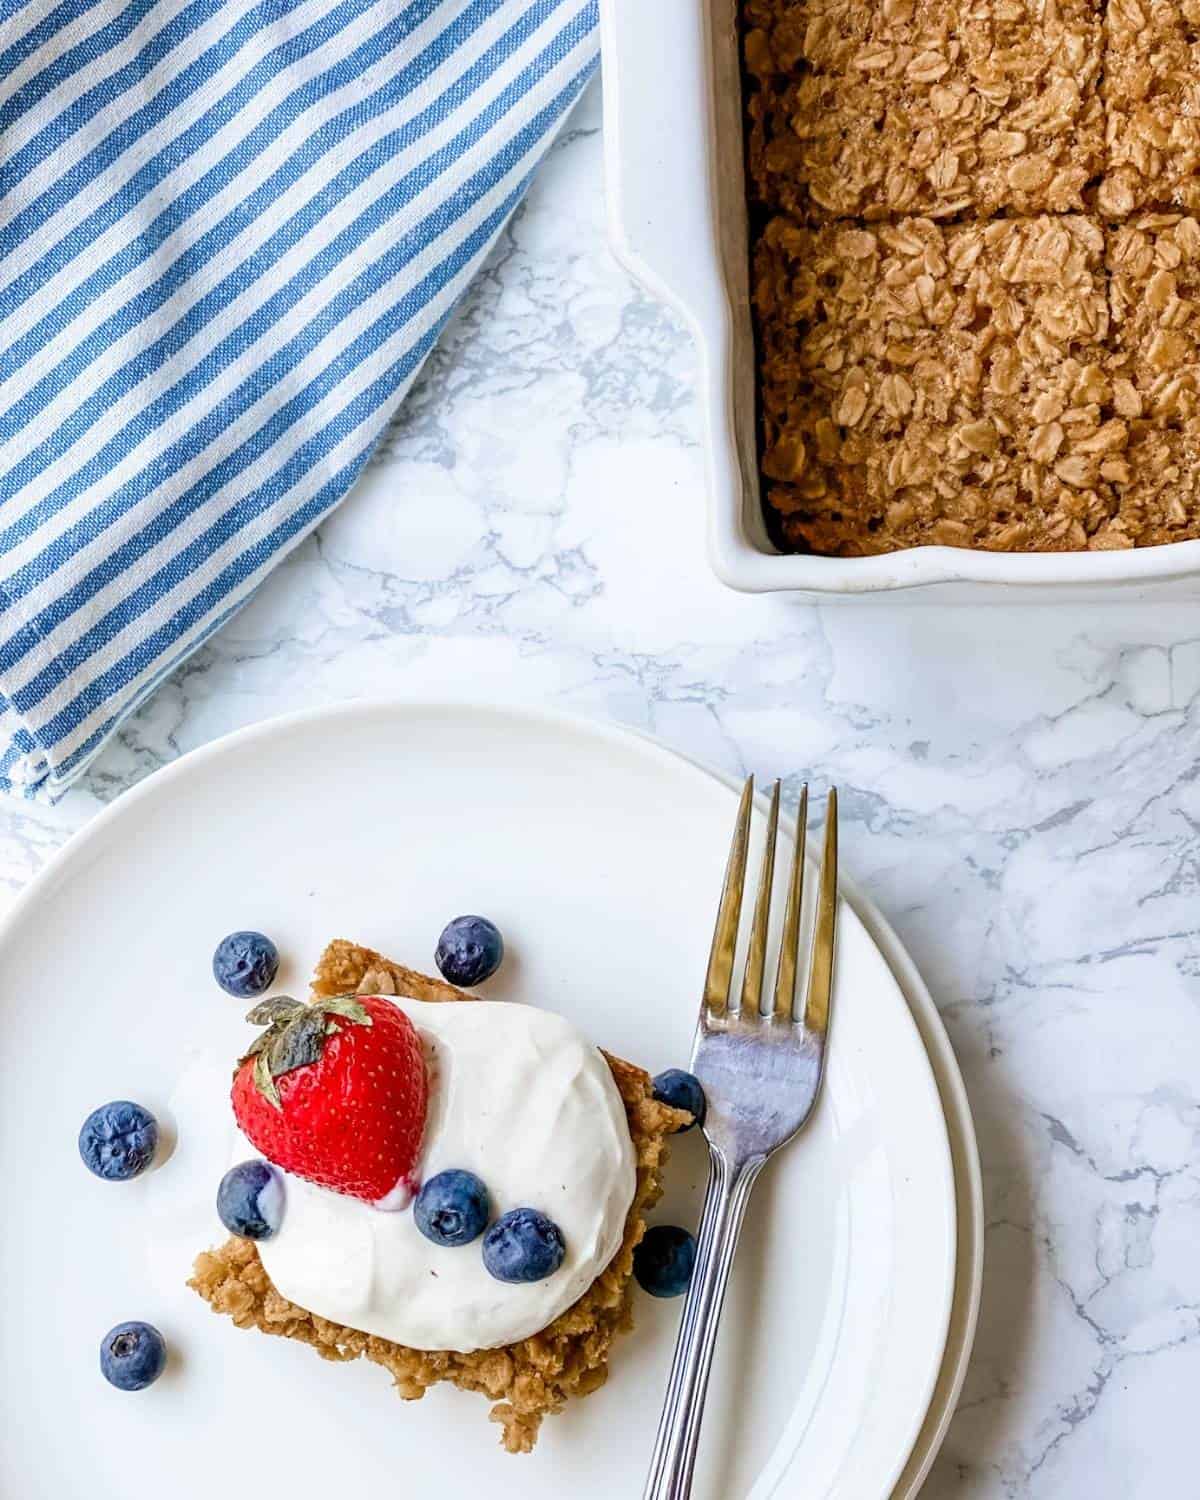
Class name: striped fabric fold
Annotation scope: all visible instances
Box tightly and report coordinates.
[0,0,598,798]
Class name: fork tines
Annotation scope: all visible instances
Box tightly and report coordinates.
[702,776,838,1037]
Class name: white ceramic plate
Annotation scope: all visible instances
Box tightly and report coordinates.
[0,702,957,1500]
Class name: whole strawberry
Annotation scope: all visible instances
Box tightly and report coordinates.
[232,993,427,1207]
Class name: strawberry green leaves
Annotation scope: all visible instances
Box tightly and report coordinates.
[244,996,305,1025]
[253,1050,281,1110]
[238,993,374,1109]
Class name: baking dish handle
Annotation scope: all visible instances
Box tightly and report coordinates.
[599,0,738,335]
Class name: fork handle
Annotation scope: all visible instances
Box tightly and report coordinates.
[643,1151,765,1500]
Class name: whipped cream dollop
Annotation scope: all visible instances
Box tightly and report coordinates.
[249,997,637,1352]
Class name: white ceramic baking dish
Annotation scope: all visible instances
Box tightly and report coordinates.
[598,0,1200,600]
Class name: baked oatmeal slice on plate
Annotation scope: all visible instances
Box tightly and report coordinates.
[191,939,689,1453]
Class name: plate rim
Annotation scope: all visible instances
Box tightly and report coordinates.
[0,697,969,1497]
[845,875,983,1499]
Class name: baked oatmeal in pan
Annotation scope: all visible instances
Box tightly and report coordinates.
[742,0,1200,555]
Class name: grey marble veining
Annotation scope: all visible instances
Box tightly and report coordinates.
[9,82,1200,1496]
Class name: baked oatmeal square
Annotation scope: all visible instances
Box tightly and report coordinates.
[1108,213,1200,381]
[742,0,1104,222]
[1100,214,1200,544]
[754,214,1127,553]
[1100,0,1200,217]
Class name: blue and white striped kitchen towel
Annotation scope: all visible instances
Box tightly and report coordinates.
[0,0,598,799]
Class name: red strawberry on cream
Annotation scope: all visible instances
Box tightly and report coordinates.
[232,994,427,1208]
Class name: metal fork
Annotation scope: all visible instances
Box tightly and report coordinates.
[643,776,839,1500]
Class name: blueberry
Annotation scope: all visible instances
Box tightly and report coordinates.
[481,1207,565,1283]
[435,915,504,988]
[652,1069,707,1131]
[415,1169,490,1247]
[78,1101,159,1181]
[217,1160,284,1240]
[100,1321,167,1391]
[212,930,279,998]
[634,1224,696,1298]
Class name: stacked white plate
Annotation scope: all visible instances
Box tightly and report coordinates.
[0,702,980,1499]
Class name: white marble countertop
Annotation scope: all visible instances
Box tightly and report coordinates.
[9,82,1200,1497]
